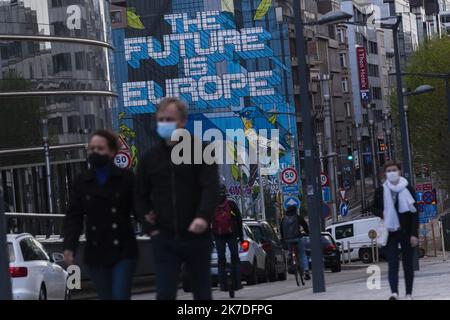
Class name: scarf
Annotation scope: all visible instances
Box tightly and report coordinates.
[383,177,417,232]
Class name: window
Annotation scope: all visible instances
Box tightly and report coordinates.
[52,53,72,73]
[84,114,96,130]
[345,102,352,118]
[68,115,81,133]
[368,41,378,54]
[20,238,49,262]
[248,225,263,243]
[341,77,349,93]
[372,87,382,100]
[337,28,346,43]
[339,53,347,68]
[48,117,64,134]
[368,64,379,77]
[75,52,86,70]
[8,243,15,262]
[111,11,122,24]
[335,224,354,240]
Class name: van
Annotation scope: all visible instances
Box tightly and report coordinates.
[325,217,381,263]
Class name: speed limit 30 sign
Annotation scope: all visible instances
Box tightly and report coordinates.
[114,151,132,169]
[281,167,298,185]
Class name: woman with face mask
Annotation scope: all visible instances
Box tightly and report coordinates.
[372,160,418,300]
[63,130,138,300]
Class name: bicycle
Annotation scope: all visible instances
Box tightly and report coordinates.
[283,240,305,286]
[224,264,235,298]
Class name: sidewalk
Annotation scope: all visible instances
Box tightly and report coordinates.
[268,255,450,300]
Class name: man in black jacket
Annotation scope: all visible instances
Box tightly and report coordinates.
[279,205,311,280]
[135,97,219,300]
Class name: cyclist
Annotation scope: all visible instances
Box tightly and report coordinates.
[212,184,244,292]
[280,204,311,280]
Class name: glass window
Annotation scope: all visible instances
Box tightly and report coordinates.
[68,115,81,134]
[8,243,15,262]
[341,77,349,93]
[339,53,347,68]
[248,225,263,242]
[263,223,278,241]
[345,102,352,118]
[111,11,122,24]
[335,224,354,240]
[321,234,334,245]
[20,238,49,261]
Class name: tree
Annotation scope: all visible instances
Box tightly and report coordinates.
[399,37,450,191]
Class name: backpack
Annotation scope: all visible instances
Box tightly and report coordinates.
[281,214,300,239]
[212,200,234,235]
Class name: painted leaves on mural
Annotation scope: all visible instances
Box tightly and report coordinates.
[127,8,145,29]
[254,0,272,20]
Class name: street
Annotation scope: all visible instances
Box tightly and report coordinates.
[130,255,450,300]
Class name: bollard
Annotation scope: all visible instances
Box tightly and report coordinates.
[440,220,446,261]
[347,241,351,264]
[0,188,12,300]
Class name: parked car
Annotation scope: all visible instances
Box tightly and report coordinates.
[211,223,267,286]
[303,232,341,272]
[244,219,287,282]
[7,233,69,300]
[325,217,381,263]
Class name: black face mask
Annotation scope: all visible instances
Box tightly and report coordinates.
[88,153,110,168]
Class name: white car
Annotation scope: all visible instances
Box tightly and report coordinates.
[7,233,69,300]
[210,223,267,285]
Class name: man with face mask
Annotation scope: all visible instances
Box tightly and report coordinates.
[372,160,418,300]
[135,97,219,300]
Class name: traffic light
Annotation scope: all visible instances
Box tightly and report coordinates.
[347,147,353,161]
[378,140,386,152]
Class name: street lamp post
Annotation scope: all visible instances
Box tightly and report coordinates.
[367,104,380,189]
[42,119,54,214]
[356,124,368,213]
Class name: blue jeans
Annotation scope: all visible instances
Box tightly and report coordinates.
[151,231,212,300]
[215,235,241,290]
[86,259,137,300]
[287,237,309,272]
[385,230,414,295]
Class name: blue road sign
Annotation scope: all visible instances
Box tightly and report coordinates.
[340,202,349,217]
[284,196,300,210]
[282,185,299,194]
[322,186,331,202]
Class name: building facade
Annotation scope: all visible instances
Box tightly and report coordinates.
[0,0,115,214]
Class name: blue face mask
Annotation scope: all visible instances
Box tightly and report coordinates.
[156,121,177,140]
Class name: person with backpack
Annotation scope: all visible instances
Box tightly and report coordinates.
[279,204,311,280]
[212,184,244,291]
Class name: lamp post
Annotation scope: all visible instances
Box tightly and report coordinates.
[41,119,54,214]
[356,124,367,213]
[292,2,352,292]
[367,104,380,189]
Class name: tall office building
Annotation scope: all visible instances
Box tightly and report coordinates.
[0,0,115,213]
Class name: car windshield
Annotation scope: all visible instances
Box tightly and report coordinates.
[248,225,263,242]
[8,243,15,262]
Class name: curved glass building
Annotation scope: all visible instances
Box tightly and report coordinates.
[0,0,115,214]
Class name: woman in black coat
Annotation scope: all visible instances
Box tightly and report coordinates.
[372,160,418,300]
[63,130,138,300]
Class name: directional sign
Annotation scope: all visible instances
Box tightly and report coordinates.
[423,191,434,204]
[320,172,329,187]
[283,196,300,210]
[281,168,298,185]
[339,202,349,217]
[322,186,331,202]
[114,151,132,169]
[282,185,299,194]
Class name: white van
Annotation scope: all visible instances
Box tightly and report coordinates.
[325,217,381,263]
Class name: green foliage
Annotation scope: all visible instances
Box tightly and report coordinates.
[403,37,450,190]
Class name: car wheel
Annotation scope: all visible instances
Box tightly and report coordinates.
[331,261,342,272]
[258,260,270,283]
[359,248,373,264]
[246,260,258,285]
[38,284,47,301]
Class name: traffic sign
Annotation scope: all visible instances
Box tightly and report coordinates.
[283,196,300,210]
[281,168,298,185]
[118,135,130,151]
[339,188,346,200]
[322,186,331,202]
[320,172,329,186]
[368,229,377,240]
[339,202,349,217]
[423,191,434,204]
[114,151,132,169]
[282,185,299,194]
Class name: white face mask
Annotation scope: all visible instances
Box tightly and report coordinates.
[386,171,400,183]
